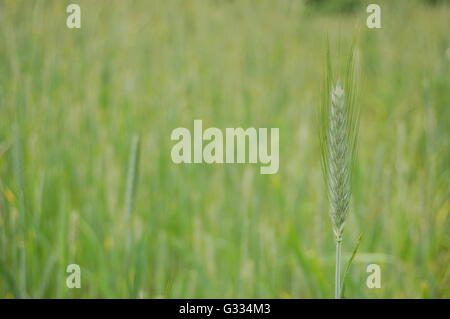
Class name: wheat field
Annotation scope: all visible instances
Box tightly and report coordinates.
[0,0,449,298]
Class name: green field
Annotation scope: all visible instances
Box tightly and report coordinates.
[0,0,449,298]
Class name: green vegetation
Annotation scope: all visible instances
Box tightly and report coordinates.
[0,0,449,298]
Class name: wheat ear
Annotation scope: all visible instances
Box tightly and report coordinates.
[320,48,359,298]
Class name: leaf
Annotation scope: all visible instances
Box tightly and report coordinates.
[341,233,363,298]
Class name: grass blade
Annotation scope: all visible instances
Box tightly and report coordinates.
[341,233,363,298]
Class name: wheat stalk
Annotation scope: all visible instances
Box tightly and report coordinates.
[124,134,141,221]
[123,134,141,258]
[320,47,359,298]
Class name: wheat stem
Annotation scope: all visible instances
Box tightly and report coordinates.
[335,239,342,298]
[124,134,141,221]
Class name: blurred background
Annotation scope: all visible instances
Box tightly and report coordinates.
[0,0,449,298]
